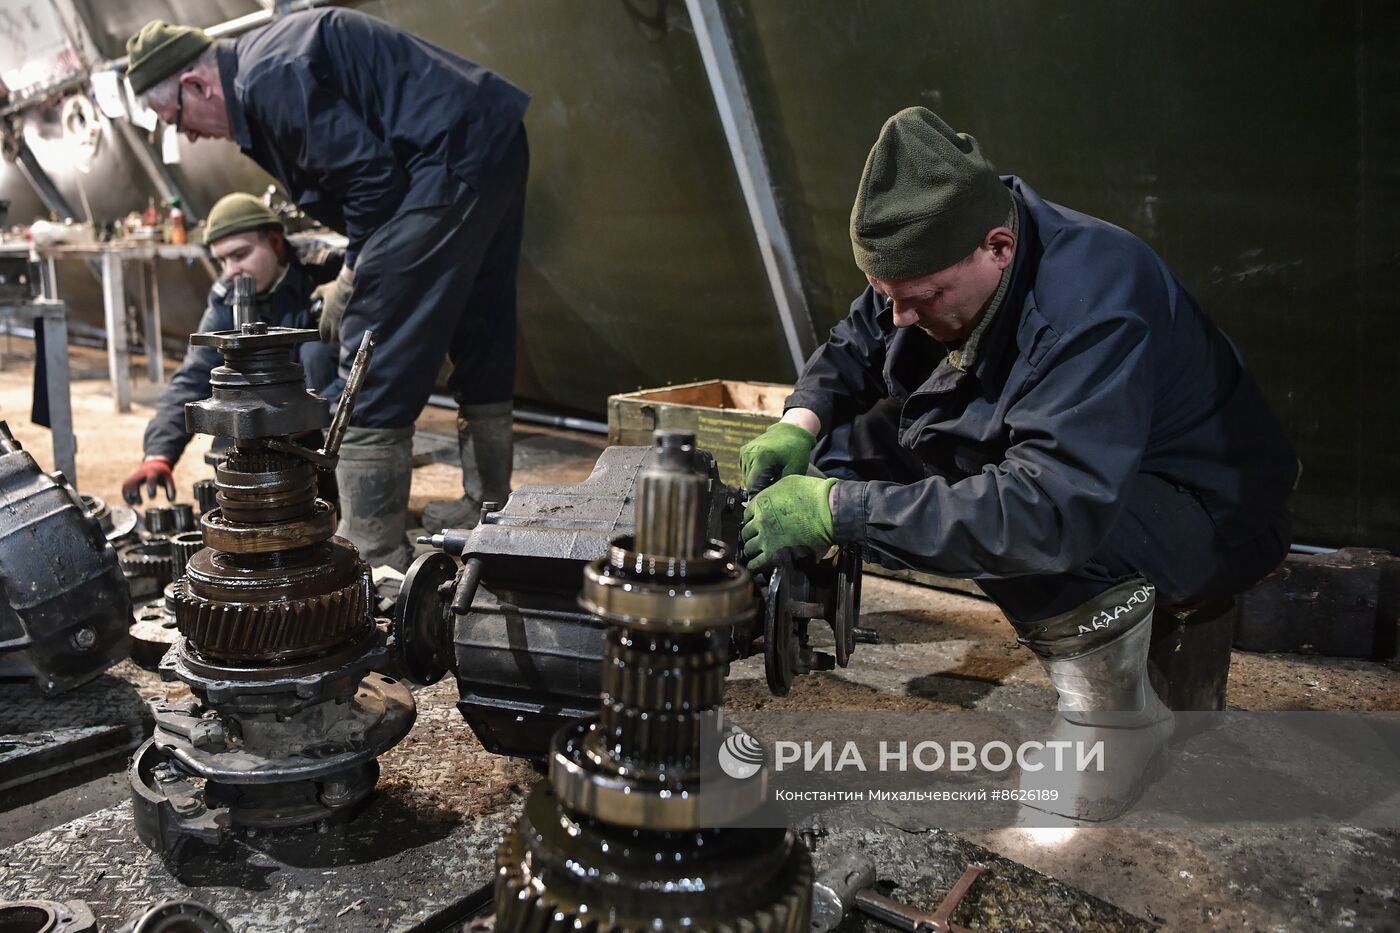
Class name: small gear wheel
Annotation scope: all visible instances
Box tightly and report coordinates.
[119,540,176,588]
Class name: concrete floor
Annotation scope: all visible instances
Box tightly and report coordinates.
[1,341,1398,930]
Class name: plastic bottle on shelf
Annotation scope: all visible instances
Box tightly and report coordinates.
[169,198,186,245]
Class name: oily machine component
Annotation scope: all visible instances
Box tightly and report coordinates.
[494,431,813,931]
[0,421,132,695]
[400,443,865,760]
[129,320,415,857]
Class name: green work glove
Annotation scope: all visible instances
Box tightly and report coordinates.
[314,275,353,344]
[740,421,816,492]
[740,475,838,572]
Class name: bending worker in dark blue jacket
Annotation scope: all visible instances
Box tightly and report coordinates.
[739,108,1298,819]
[124,10,529,570]
[122,193,340,507]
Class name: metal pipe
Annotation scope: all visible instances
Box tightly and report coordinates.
[425,393,608,435]
[1290,543,1339,555]
[322,330,376,459]
[13,141,77,221]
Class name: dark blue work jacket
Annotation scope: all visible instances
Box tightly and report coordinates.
[217,8,529,266]
[787,177,1298,578]
[143,249,341,463]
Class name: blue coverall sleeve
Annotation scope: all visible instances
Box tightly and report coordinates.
[783,286,891,434]
[141,300,232,463]
[832,312,1155,577]
[244,65,409,266]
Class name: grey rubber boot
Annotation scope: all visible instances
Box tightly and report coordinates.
[335,425,415,572]
[1017,578,1175,822]
[421,401,515,533]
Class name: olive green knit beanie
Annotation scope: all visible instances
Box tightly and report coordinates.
[203,193,283,245]
[125,21,212,95]
[850,108,1012,280]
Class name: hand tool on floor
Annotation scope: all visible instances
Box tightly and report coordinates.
[811,853,987,933]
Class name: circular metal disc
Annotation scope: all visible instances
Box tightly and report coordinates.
[394,551,458,685]
[832,547,861,668]
[764,567,794,696]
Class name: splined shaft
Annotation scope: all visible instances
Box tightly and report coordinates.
[494,431,814,932]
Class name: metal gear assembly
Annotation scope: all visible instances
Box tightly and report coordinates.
[129,304,415,858]
[494,431,813,932]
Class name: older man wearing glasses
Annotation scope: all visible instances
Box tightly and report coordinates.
[124,11,528,571]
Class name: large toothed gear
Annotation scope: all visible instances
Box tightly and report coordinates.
[496,788,814,933]
[169,573,372,662]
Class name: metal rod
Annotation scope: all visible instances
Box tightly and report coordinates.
[426,393,609,435]
[13,141,78,222]
[100,251,132,412]
[682,0,818,377]
[231,275,256,330]
[38,303,77,485]
[322,330,376,459]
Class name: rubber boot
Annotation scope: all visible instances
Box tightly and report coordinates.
[1017,578,1174,822]
[421,401,515,533]
[335,425,415,572]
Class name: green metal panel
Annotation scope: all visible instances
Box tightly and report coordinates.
[356,0,788,410]
[2,0,1394,547]
[722,0,1400,547]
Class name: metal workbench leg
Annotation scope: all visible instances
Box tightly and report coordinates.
[101,251,132,412]
[39,304,77,485]
[142,258,164,384]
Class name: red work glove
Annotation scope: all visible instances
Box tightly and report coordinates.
[122,457,176,505]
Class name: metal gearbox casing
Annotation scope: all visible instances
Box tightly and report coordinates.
[402,443,863,761]
[0,423,132,694]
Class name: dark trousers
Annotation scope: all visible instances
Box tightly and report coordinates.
[814,399,1291,630]
[340,127,529,428]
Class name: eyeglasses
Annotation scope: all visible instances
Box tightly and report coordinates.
[174,81,184,134]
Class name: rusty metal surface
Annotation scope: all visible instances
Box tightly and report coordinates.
[2,678,528,932]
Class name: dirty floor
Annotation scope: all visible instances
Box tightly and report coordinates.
[0,341,1397,931]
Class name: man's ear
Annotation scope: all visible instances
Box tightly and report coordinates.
[985,227,1016,267]
[180,70,212,99]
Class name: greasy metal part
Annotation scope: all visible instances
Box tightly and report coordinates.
[395,551,459,685]
[0,898,97,933]
[495,431,813,932]
[401,440,862,760]
[0,725,135,795]
[184,328,332,442]
[321,330,376,460]
[809,853,986,933]
[119,540,176,593]
[192,479,219,517]
[130,323,413,856]
[169,531,203,581]
[231,275,256,330]
[0,421,132,695]
[82,494,139,546]
[119,900,232,933]
[169,545,372,663]
[811,853,878,933]
[170,504,196,532]
[143,506,178,538]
